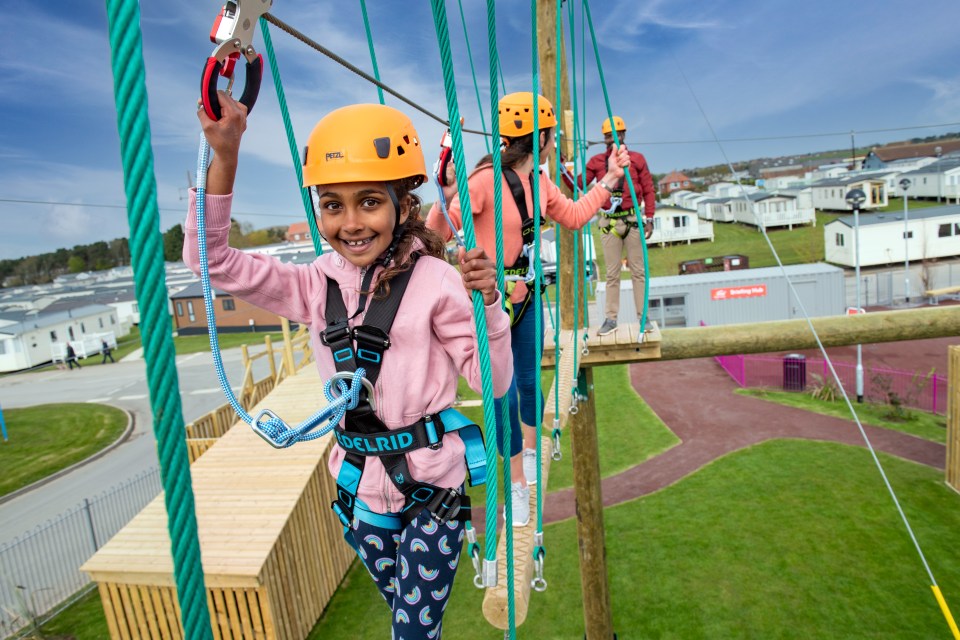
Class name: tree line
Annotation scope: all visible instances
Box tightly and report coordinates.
[0,220,288,288]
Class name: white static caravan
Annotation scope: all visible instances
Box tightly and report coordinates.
[733,191,816,229]
[898,157,960,202]
[698,197,735,222]
[811,176,888,211]
[650,204,714,245]
[0,303,119,372]
[823,204,960,268]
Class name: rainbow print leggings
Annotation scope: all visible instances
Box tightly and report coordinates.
[351,514,464,639]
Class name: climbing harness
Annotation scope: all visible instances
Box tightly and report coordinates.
[499,168,546,328]
[321,261,487,545]
[201,0,270,121]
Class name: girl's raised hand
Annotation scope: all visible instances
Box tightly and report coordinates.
[197,90,248,161]
[458,247,498,305]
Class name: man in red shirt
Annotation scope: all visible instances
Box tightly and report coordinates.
[583,116,656,336]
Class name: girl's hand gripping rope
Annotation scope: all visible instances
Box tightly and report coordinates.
[458,247,498,305]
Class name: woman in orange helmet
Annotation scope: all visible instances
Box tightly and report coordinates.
[186,92,514,639]
[426,92,628,527]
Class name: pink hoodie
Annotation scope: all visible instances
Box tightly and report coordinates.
[184,191,513,514]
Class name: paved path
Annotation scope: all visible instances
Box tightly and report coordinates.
[539,352,947,525]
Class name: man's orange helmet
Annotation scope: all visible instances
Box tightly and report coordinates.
[302,104,427,188]
[498,92,558,137]
[601,116,627,135]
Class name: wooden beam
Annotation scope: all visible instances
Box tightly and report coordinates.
[543,307,959,367]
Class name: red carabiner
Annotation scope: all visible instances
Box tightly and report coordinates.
[200,0,271,121]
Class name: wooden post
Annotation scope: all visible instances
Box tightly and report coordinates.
[281,317,296,377]
[539,1,614,637]
[265,335,277,382]
[569,368,615,639]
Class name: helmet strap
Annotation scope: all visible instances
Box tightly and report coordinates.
[379,183,406,267]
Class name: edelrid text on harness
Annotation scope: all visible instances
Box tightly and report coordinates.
[322,260,486,545]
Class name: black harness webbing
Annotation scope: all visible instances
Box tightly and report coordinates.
[322,262,477,532]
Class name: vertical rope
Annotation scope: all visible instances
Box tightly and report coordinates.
[582,0,651,331]
[456,0,491,153]
[358,0,385,105]
[103,1,212,638]
[429,0,503,587]
[259,19,323,256]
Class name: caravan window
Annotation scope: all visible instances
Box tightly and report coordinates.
[50,330,57,341]
[835,233,845,247]
[939,224,956,238]
[0,340,6,355]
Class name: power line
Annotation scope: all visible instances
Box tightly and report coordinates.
[0,198,290,219]
[586,121,960,147]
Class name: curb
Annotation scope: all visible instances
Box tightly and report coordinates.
[0,405,137,506]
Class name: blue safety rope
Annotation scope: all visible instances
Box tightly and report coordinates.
[194,137,364,448]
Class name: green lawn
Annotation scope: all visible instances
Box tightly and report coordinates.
[455,364,680,491]
[172,330,287,355]
[737,388,947,443]
[311,440,960,639]
[0,403,128,497]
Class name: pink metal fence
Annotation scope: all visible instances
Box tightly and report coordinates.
[714,354,947,415]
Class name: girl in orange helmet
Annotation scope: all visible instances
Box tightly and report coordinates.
[186,92,514,639]
[426,92,629,527]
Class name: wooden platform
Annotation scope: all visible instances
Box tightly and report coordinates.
[542,319,661,368]
[82,367,355,640]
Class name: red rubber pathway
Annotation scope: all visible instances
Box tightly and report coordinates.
[539,337,952,525]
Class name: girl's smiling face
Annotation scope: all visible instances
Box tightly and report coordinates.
[316,182,409,268]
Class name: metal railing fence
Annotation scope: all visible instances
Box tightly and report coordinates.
[0,467,161,638]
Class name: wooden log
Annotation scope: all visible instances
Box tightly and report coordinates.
[481,434,554,629]
[925,285,960,297]
[544,307,959,367]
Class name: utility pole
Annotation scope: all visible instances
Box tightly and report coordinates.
[538,1,614,638]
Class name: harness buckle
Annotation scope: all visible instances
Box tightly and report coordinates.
[427,487,463,524]
[352,325,391,351]
[425,414,444,450]
[320,320,351,346]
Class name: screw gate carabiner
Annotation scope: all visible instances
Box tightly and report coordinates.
[551,426,562,461]
[465,527,484,589]
[201,0,272,121]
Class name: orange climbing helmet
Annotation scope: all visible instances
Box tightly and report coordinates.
[498,92,557,137]
[302,104,427,188]
[601,116,627,134]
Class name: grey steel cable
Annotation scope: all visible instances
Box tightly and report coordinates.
[263,12,491,137]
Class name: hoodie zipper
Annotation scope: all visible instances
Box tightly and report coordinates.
[358,266,394,512]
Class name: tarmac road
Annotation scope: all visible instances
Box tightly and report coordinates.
[0,347,275,545]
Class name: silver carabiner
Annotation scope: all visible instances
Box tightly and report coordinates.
[328,371,377,412]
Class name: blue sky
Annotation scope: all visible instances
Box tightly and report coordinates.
[1,0,958,260]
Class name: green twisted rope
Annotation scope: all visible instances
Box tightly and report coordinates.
[481,6,520,617]
[259,19,323,256]
[429,0,504,583]
[583,0,651,330]
[104,1,212,638]
[358,0,385,105]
